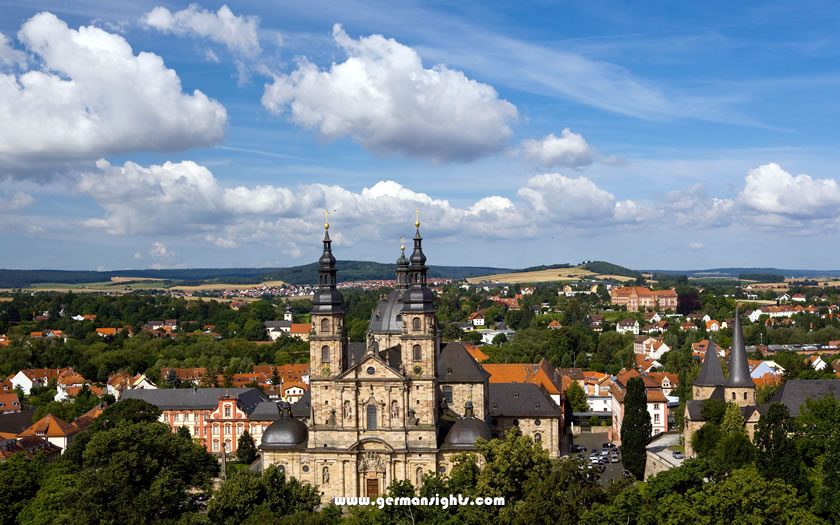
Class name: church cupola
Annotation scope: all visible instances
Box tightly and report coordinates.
[396,236,409,290]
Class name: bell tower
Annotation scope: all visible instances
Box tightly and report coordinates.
[309,213,347,379]
[399,212,441,429]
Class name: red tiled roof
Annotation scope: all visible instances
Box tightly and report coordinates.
[290,323,311,334]
[461,342,489,363]
[20,414,78,438]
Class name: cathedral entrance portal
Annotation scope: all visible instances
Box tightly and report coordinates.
[357,450,388,498]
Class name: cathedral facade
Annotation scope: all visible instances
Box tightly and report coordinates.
[259,221,562,501]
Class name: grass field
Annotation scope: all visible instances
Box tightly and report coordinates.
[466,266,636,284]
[170,280,286,292]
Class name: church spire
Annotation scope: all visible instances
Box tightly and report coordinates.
[694,335,725,387]
[312,214,344,314]
[400,212,435,314]
[725,306,753,388]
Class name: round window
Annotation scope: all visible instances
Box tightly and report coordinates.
[302,465,309,472]
[534,419,541,426]
[438,466,446,473]
[366,366,375,375]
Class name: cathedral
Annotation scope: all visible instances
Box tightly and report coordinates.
[259,219,563,501]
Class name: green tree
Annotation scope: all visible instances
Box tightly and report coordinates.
[26,420,219,524]
[514,457,606,523]
[236,430,258,464]
[565,381,588,412]
[700,398,727,425]
[209,465,321,524]
[817,429,840,521]
[0,453,48,525]
[719,402,745,436]
[620,377,651,479]
[475,428,551,507]
[754,403,805,487]
[692,423,722,458]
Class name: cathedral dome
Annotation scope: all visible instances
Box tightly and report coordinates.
[369,289,404,334]
[443,401,491,449]
[260,403,308,449]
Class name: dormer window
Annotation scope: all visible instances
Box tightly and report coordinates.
[514,392,519,399]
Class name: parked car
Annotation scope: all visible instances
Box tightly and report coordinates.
[572,445,587,452]
[672,451,684,459]
[601,448,610,456]
[622,470,632,479]
[590,451,599,457]
[602,442,610,449]
[610,454,620,463]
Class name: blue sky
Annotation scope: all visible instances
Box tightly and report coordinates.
[1,1,840,272]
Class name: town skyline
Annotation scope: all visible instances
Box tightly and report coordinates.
[2,1,840,271]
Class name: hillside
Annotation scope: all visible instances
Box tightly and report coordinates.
[648,267,840,279]
[0,262,514,288]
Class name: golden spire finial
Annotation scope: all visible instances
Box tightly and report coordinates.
[415,208,420,228]
[324,210,329,230]
[400,235,405,252]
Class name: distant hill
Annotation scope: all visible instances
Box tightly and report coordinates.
[581,261,642,279]
[648,267,840,279]
[262,261,514,284]
[5,263,840,289]
[0,262,514,288]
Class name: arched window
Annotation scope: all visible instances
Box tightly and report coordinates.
[321,318,330,332]
[321,345,330,363]
[731,392,736,400]
[366,405,377,430]
[744,392,748,400]
[413,344,422,362]
[442,385,453,404]
[535,432,542,443]
[416,467,423,487]
[413,317,421,331]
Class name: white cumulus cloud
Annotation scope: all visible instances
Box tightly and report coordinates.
[739,163,840,218]
[149,241,174,258]
[0,12,226,176]
[140,4,261,56]
[517,173,616,221]
[519,129,594,168]
[0,33,26,70]
[262,24,518,163]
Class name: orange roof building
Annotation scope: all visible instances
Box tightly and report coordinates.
[19,414,79,452]
[0,393,22,414]
[481,358,562,401]
[461,342,489,363]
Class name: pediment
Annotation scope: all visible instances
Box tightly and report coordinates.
[336,352,405,381]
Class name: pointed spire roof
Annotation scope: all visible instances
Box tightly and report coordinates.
[694,336,725,387]
[312,220,344,314]
[725,307,754,388]
[400,214,435,314]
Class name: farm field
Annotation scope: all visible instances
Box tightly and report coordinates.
[170,280,286,292]
[466,267,636,284]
